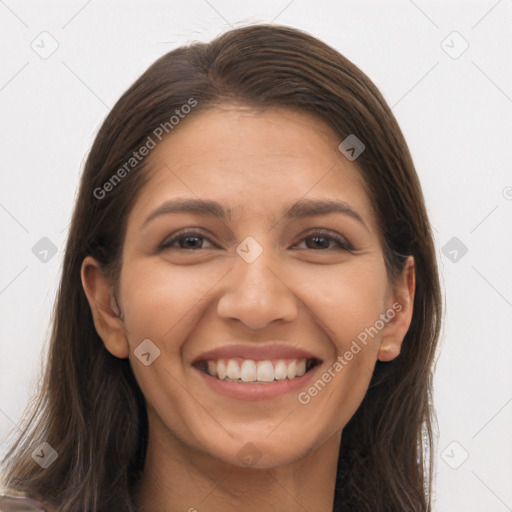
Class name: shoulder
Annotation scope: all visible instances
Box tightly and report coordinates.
[0,494,50,511]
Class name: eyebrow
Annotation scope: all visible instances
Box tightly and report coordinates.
[141,197,368,231]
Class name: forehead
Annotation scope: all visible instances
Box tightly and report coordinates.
[129,105,377,231]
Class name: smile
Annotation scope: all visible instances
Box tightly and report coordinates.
[191,343,323,400]
[196,358,319,383]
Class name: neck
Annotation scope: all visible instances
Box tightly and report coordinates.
[134,424,341,512]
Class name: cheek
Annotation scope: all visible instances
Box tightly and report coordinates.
[118,261,212,427]
[118,260,224,344]
[294,258,386,411]
[333,356,376,428]
[299,257,389,345]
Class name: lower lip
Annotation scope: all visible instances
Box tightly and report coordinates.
[194,364,321,401]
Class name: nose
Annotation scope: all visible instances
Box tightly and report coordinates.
[216,245,298,330]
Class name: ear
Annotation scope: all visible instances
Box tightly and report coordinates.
[80,256,130,359]
[378,255,415,362]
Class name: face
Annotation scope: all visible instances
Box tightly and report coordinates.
[84,105,413,469]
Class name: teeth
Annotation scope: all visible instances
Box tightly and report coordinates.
[256,360,274,382]
[286,360,297,379]
[207,360,217,377]
[240,360,257,382]
[274,360,287,380]
[202,357,314,383]
[226,359,241,379]
[217,360,227,380]
[296,359,306,377]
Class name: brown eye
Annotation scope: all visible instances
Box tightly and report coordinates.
[159,230,216,251]
[294,230,354,251]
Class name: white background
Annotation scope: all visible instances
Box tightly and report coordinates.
[1,1,511,510]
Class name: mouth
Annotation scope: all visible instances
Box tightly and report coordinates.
[194,357,321,384]
[190,343,324,400]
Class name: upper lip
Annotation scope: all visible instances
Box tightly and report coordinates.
[192,343,323,364]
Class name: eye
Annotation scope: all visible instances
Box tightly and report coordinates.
[293,230,354,251]
[158,229,354,252]
[159,229,217,251]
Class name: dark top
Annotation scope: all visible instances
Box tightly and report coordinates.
[0,494,48,511]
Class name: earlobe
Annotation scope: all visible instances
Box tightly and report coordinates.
[80,256,130,359]
[378,342,401,362]
[377,256,415,362]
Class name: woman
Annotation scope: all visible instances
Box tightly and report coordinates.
[0,24,442,511]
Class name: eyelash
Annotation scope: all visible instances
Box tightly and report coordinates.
[158,229,355,252]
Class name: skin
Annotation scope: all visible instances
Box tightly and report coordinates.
[81,105,415,512]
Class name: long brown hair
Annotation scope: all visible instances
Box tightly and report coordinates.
[0,24,442,511]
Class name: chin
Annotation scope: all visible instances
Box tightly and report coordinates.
[201,435,315,470]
